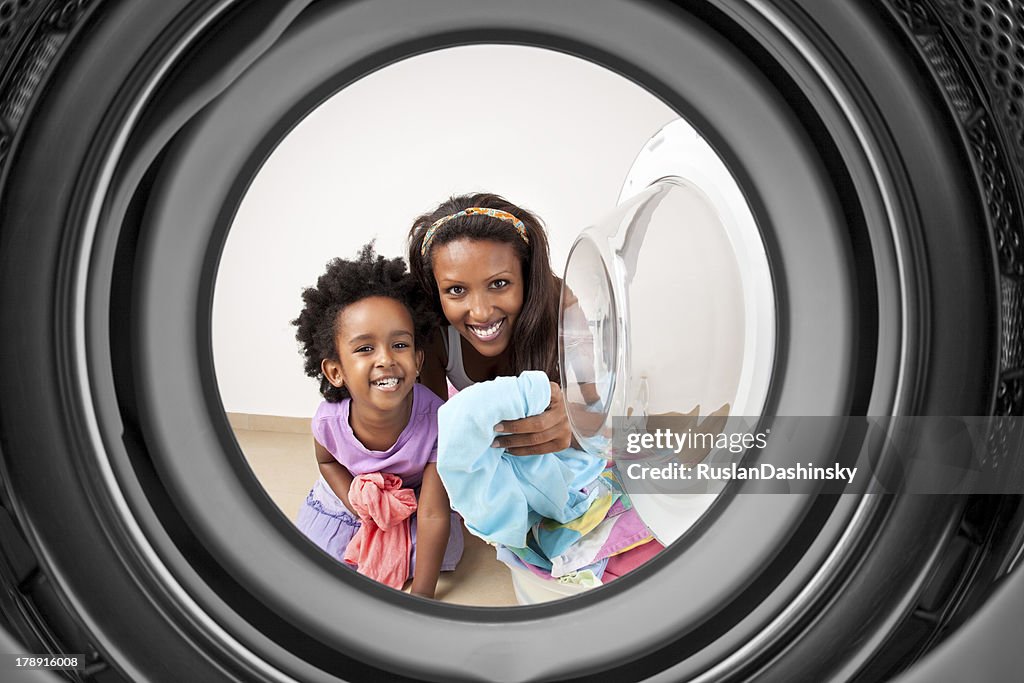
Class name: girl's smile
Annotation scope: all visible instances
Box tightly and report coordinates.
[431,239,524,358]
[371,375,402,391]
[320,296,424,419]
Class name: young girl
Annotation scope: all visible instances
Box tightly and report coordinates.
[292,244,462,599]
[407,193,577,455]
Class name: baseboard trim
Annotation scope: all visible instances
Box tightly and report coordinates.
[226,412,310,434]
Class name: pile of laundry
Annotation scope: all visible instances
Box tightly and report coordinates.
[437,371,662,588]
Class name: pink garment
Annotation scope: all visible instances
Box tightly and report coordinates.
[602,538,665,582]
[342,473,418,589]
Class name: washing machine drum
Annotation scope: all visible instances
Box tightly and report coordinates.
[1,2,1023,682]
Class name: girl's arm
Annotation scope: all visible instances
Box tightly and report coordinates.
[409,462,451,599]
[314,438,355,512]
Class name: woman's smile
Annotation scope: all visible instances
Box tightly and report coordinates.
[466,317,506,342]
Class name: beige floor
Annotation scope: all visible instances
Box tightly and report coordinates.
[234,427,518,606]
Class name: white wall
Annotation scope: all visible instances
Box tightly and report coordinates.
[213,45,679,417]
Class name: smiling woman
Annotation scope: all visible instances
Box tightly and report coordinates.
[428,240,525,384]
[433,235,524,352]
[408,194,556,397]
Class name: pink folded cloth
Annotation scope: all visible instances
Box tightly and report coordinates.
[342,473,417,589]
[602,538,665,582]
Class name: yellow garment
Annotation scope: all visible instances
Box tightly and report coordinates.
[608,536,655,557]
[540,490,615,535]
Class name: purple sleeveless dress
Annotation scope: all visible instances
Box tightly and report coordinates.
[295,383,463,575]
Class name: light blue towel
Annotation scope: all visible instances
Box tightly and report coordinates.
[436,371,607,548]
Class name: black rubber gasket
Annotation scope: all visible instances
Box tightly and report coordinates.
[0,1,1014,680]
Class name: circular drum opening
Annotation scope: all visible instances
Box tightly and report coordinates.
[0,1,1020,681]
[212,43,700,606]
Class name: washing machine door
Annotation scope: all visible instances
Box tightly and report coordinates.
[559,118,775,541]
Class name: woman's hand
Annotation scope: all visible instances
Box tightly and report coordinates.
[493,381,573,455]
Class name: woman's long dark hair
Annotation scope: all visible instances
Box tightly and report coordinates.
[408,193,560,379]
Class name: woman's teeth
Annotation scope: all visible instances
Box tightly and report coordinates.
[468,319,504,340]
[374,377,399,389]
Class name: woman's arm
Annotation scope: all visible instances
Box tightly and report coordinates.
[314,439,355,512]
[409,463,451,599]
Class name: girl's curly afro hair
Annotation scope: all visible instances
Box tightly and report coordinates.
[292,243,437,402]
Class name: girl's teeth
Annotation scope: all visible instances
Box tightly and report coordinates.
[375,378,399,388]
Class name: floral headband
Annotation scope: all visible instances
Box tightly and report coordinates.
[419,207,529,257]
